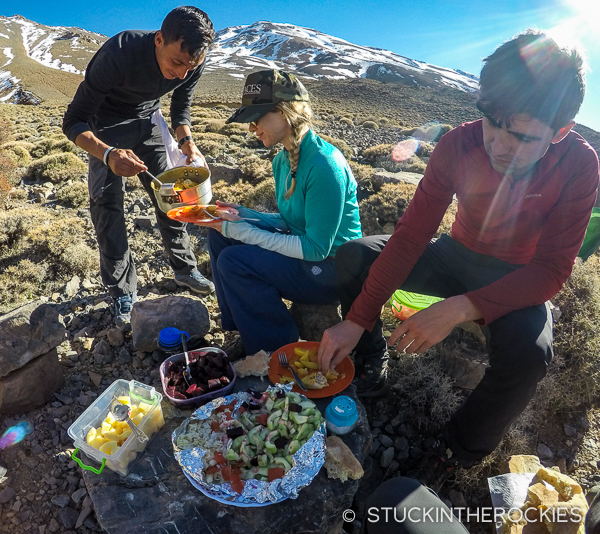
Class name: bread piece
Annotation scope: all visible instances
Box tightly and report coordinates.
[542,494,588,534]
[535,467,583,500]
[324,436,364,482]
[233,350,270,378]
[509,455,543,474]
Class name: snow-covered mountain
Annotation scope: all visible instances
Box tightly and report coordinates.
[0,15,106,104]
[0,16,478,105]
[207,22,479,92]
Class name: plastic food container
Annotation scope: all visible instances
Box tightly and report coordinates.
[325,396,358,435]
[67,380,164,476]
[159,347,236,409]
[390,290,443,321]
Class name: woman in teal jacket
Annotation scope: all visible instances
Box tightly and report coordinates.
[198,69,362,356]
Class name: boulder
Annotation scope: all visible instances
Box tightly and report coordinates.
[0,348,64,414]
[209,163,243,185]
[438,345,489,390]
[0,300,67,378]
[83,376,371,534]
[371,170,423,191]
[130,296,210,352]
[290,302,341,342]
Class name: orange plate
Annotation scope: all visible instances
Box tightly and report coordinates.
[268,341,354,399]
[167,205,221,223]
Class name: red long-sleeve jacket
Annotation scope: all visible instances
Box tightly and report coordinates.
[347,120,599,328]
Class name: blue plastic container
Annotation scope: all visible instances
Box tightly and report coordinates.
[325,396,358,435]
[157,328,189,352]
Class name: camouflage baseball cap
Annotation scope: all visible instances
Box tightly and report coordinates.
[226,69,309,124]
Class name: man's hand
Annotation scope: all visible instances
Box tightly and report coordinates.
[389,295,482,354]
[107,148,147,177]
[318,319,365,372]
[180,139,207,167]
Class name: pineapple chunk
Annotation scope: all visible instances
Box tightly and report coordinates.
[138,402,153,414]
[89,435,107,449]
[86,427,97,445]
[101,421,112,434]
[131,412,144,426]
[118,428,132,444]
[103,430,120,442]
[99,440,119,455]
[117,395,131,406]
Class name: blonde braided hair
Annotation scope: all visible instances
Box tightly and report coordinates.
[276,100,313,200]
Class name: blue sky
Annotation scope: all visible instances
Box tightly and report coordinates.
[3,0,600,130]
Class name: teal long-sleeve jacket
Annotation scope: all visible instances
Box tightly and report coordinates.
[222,130,362,261]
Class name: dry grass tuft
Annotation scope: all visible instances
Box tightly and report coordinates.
[358,182,416,236]
[28,152,87,183]
[238,154,273,184]
[54,181,89,208]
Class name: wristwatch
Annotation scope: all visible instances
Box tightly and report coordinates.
[177,136,193,149]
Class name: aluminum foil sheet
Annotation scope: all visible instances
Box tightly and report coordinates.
[172,384,326,506]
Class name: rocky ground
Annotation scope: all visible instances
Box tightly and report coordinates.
[1,78,600,533]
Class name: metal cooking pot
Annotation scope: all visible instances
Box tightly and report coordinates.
[149,166,212,214]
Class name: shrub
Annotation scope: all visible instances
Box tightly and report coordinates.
[379,117,391,127]
[339,117,354,127]
[362,143,427,174]
[54,181,89,208]
[212,179,255,205]
[1,144,32,166]
[203,118,227,133]
[219,122,249,136]
[319,134,353,160]
[361,120,379,129]
[196,138,225,158]
[244,179,277,212]
[358,182,415,236]
[0,116,12,146]
[28,152,87,183]
[0,155,18,205]
[0,259,49,308]
[31,137,76,158]
[238,154,272,184]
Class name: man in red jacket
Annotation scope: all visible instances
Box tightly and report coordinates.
[318,30,599,474]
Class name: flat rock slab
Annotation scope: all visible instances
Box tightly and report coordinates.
[83,377,370,534]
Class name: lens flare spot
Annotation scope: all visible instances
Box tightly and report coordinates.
[391,139,420,162]
[0,421,32,450]
[413,121,443,142]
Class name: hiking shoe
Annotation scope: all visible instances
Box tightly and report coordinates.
[113,293,138,331]
[222,336,246,362]
[174,269,215,295]
[352,351,389,397]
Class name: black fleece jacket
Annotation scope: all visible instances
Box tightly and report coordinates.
[63,30,204,143]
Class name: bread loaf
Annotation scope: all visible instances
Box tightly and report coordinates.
[324,436,364,482]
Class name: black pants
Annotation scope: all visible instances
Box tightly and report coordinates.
[336,234,553,462]
[361,477,469,534]
[88,117,197,298]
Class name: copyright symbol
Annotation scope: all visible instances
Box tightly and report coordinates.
[342,509,355,522]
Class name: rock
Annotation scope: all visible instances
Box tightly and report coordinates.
[83,377,371,534]
[208,163,243,184]
[71,487,87,505]
[0,486,16,503]
[448,489,468,508]
[390,413,404,427]
[379,446,395,468]
[0,348,64,414]
[88,371,102,387]
[93,339,112,366]
[48,518,60,532]
[64,275,81,298]
[51,494,71,507]
[371,170,423,190]
[130,296,210,353]
[537,442,554,460]
[438,345,488,390]
[75,507,93,529]
[379,434,393,448]
[134,215,156,229]
[289,302,341,343]
[564,424,577,437]
[394,436,409,452]
[106,328,124,347]
[0,300,67,378]
[58,506,79,529]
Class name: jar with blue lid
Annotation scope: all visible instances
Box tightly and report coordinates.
[325,396,358,435]
[157,327,189,355]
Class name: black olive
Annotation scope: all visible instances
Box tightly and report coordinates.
[289,403,302,413]
[226,426,244,439]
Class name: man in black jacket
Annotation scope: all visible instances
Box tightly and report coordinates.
[63,6,215,329]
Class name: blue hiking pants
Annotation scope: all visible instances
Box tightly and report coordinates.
[207,229,339,355]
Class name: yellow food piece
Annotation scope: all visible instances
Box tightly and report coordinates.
[103,430,121,442]
[303,361,319,369]
[294,361,305,369]
[325,369,339,381]
[129,407,142,419]
[296,368,309,378]
[279,376,295,384]
[173,178,197,191]
[294,348,311,359]
[138,402,153,414]
[89,436,107,449]
[118,428,132,444]
[131,413,144,426]
[101,421,112,434]
[99,440,119,455]
[309,351,318,363]
[86,427,97,445]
